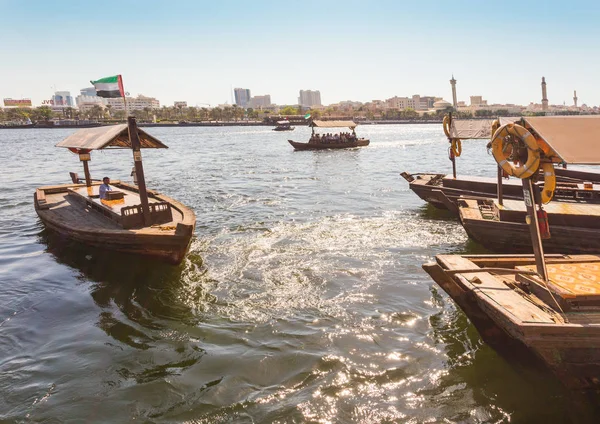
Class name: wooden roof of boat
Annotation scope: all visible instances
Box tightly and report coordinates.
[56,124,168,150]
[449,117,519,139]
[522,116,600,165]
[310,120,357,129]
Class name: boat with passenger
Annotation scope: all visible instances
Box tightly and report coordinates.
[401,115,600,214]
[423,116,600,391]
[34,117,196,264]
[288,120,369,150]
[272,120,295,131]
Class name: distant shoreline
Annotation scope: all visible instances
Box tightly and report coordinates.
[0,120,443,129]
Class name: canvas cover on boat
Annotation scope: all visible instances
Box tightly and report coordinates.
[56,124,168,150]
[449,117,519,139]
[276,120,291,125]
[523,116,600,165]
[311,120,357,129]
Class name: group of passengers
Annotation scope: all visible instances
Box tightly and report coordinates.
[310,132,357,144]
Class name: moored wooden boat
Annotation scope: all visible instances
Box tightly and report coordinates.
[422,116,600,390]
[423,253,600,390]
[288,119,369,150]
[402,168,600,214]
[34,118,196,264]
[458,197,600,253]
[402,115,600,214]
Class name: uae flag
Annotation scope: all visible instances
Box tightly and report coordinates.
[90,75,125,98]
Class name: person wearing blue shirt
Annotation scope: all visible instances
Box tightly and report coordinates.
[99,176,111,199]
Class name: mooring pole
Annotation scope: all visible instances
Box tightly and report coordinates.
[522,177,548,281]
[497,165,504,206]
[128,117,151,226]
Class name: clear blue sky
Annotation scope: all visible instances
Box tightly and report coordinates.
[1,0,599,107]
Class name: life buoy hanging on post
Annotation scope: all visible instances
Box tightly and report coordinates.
[450,139,462,157]
[443,115,451,138]
[491,119,500,137]
[491,123,540,179]
[541,162,556,204]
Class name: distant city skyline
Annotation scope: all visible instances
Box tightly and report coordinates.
[2,0,600,107]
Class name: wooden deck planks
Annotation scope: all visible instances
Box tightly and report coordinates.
[437,255,557,324]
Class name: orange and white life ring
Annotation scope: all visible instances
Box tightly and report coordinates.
[491,123,540,179]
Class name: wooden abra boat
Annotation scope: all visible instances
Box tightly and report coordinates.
[458,198,600,253]
[34,118,196,264]
[288,120,369,150]
[424,253,600,390]
[402,115,600,214]
[273,120,295,131]
[424,116,600,390]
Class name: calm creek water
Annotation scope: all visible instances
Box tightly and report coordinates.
[1,124,598,423]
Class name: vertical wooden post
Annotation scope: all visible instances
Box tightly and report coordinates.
[82,159,92,187]
[522,178,548,281]
[497,165,504,206]
[128,117,151,226]
[450,149,457,179]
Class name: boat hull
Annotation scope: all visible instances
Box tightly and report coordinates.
[288,139,370,150]
[402,169,600,215]
[34,182,195,265]
[458,199,600,254]
[424,254,600,391]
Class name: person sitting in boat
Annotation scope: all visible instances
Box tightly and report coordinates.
[99,176,112,199]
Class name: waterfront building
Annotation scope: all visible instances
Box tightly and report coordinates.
[298,90,322,108]
[248,95,272,108]
[385,95,438,111]
[76,87,107,109]
[174,101,187,108]
[52,91,74,107]
[470,96,487,106]
[107,95,160,112]
[234,88,251,107]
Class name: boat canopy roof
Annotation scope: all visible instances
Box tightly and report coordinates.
[310,120,357,129]
[522,116,600,165]
[449,117,519,139]
[276,120,291,125]
[56,124,168,150]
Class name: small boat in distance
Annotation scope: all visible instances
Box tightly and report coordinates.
[34,118,196,264]
[288,120,369,150]
[272,120,295,131]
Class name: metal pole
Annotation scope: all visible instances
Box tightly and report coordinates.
[128,117,151,226]
[497,165,504,206]
[522,178,548,281]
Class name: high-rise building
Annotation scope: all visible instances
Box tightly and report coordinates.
[248,95,272,108]
[298,90,322,107]
[234,88,251,107]
[52,91,74,107]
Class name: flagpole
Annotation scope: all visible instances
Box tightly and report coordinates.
[119,75,151,226]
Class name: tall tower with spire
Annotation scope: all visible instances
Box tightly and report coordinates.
[573,90,578,108]
[541,77,548,111]
[450,75,457,108]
